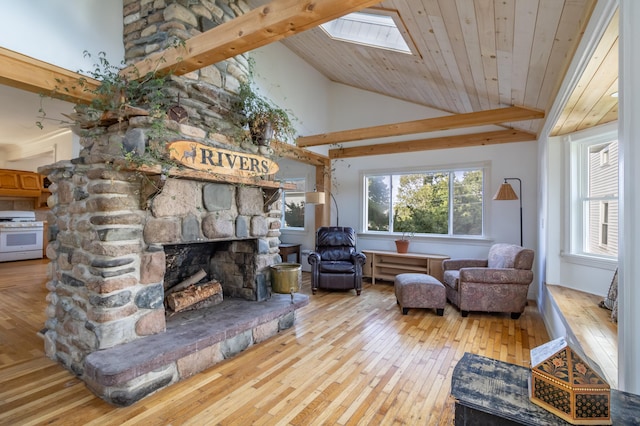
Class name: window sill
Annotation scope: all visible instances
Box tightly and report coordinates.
[560,252,618,270]
[280,228,306,235]
[358,233,494,246]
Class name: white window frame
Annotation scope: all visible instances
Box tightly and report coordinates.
[566,124,618,262]
[319,8,419,56]
[361,163,488,240]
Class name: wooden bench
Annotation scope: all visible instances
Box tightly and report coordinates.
[546,284,618,388]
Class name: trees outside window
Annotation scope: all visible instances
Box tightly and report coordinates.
[366,176,390,231]
[282,179,305,229]
[365,168,484,237]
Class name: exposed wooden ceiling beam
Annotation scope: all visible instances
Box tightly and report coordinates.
[297,106,544,148]
[271,140,328,167]
[0,47,98,104]
[126,0,382,77]
[1,0,381,102]
[328,129,537,159]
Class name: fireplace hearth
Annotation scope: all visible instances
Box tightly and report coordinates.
[83,292,308,406]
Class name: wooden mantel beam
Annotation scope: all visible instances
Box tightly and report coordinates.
[0,47,99,103]
[297,106,545,147]
[328,129,537,159]
[126,0,383,77]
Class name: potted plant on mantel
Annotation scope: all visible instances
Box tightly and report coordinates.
[230,80,297,147]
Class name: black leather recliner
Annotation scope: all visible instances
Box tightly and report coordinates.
[308,226,366,295]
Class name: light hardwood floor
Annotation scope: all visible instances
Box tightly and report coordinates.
[1,259,551,425]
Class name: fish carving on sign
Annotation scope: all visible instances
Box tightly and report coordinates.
[168,141,279,177]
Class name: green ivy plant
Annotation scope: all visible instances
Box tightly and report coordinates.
[82,50,171,118]
[229,58,297,146]
[37,50,173,134]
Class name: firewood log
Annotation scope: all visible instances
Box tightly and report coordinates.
[165,269,207,295]
[166,280,223,313]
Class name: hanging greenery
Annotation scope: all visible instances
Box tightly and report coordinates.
[36,50,173,133]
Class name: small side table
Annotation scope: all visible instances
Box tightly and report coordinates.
[278,243,301,263]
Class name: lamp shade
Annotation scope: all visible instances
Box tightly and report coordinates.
[305,191,325,205]
[493,182,519,200]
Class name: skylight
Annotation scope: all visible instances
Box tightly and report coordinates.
[320,10,416,55]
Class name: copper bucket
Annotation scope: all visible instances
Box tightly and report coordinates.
[270,263,301,302]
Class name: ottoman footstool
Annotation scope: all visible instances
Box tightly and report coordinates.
[394,273,446,316]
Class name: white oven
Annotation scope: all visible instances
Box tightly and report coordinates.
[0,211,44,262]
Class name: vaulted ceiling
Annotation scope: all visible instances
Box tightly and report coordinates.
[247,0,616,142]
[0,0,619,161]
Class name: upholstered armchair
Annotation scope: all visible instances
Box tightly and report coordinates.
[308,227,367,295]
[442,243,534,319]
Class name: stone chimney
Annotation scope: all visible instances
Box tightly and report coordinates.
[39,1,307,405]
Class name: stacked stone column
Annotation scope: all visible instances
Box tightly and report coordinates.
[123,0,251,139]
[42,163,162,375]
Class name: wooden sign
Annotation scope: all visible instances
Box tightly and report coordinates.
[168,141,279,177]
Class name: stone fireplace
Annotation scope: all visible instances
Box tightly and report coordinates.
[40,147,308,405]
[38,0,309,406]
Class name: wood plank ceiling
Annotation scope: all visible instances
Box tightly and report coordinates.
[0,0,618,158]
[247,0,616,144]
[551,8,618,136]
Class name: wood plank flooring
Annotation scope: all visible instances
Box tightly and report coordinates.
[0,259,550,425]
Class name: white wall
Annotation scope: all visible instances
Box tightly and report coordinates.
[251,43,331,142]
[254,42,333,260]
[0,0,123,167]
[327,83,444,130]
[0,0,124,72]
[618,0,640,393]
[257,41,539,297]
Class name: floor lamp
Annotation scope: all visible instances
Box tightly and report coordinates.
[304,191,340,226]
[493,178,523,246]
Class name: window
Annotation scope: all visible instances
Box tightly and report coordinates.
[569,134,618,257]
[364,168,484,237]
[320,9,418,55]
[600,146,610,166]
[600,202,609,246]
[282,179,305,229]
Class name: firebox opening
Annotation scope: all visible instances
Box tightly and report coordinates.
[163,241,226,290]
[163,238,266,312]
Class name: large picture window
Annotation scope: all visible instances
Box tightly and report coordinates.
[570,136,618,257]
[365,168,484,237]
